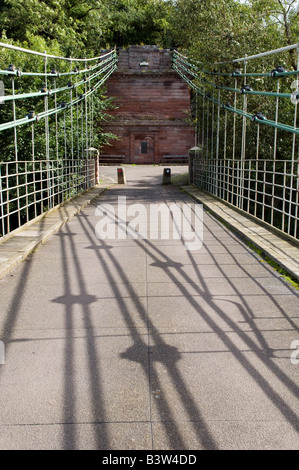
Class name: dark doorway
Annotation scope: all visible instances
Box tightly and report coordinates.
[133,135,155,163]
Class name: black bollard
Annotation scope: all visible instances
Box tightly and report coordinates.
[162,168,171,185]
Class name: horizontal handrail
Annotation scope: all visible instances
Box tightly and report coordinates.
[0,41,116,62]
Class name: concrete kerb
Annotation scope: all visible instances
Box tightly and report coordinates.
[179,184,299,282]
[0,183,113,280]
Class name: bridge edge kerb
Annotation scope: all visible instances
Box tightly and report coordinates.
[0,185,111,280]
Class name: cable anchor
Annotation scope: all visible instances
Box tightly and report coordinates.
[231,69,241,78]
[240,85,252,94]
[270,65,286,78]
[251,111,266,122]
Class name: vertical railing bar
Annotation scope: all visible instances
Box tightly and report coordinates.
[44,51,52,210]
[211,95,215,159]
[247,160,250,213]
[294,48,299,238]
[202,87,205,150]
[64,109,67,159]
[52,73,59,206]
[271,80,280,227]
[262,160,266,221]
[273,80,280,162]
[70,60,75,205]
[31,122,37,219]
[40,161,44,214]
[295,158,299,238]
[254,124,260,217]
[70,58,74,161]
[232,160,236,206]
[6,163,10,234]
[282,160,286,231]
[238,160,241,208]
[85,60,88,158]
[81,96,84,159]
[223,109,227,161]
[225,160,228,202]
[195,92,199,147]
[233,77,237,161]
[0,165,5,237]
[75,63,80,159]
[11,77,21,228]
[25,161,29,223]
[216,90,220,160]
[91,85,94,148]
[240,57,247,210]
[287,50,299,235]
[216,89,221,198]
[53,77,59,160]
[206,99,209,159]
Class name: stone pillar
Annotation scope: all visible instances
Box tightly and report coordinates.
[188,146,202,185]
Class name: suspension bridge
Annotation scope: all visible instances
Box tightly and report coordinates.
[0,41,298,450]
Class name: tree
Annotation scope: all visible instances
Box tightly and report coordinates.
[0,0,175,54]
[250,0,299,69]
[170,0,298,67]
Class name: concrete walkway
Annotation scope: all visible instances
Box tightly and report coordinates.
[0,166,298,450]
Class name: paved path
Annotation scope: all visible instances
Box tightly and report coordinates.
[0,166,298,450]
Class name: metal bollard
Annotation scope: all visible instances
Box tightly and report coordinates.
[117,167,126,184]
[162,168,171,185]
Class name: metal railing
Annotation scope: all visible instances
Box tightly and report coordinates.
[0,159,96,237]
[173,43,299,240]
[0,42,118,237]
[193,158,298,238]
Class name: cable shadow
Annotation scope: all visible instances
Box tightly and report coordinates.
[76,190,219,450]
[0,213,50,378]
[52,204,110,450]
[89,185,299,440]
[142,224,299,428]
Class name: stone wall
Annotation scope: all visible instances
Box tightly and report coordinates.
[100,46,195,164]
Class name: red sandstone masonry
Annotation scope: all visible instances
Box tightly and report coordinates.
[100,46,194,163]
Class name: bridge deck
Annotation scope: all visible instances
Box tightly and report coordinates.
[0,166,298,450]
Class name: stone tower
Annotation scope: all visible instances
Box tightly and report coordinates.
[100,45,195,164]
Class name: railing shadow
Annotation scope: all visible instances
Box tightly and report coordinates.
[1,182,298,450]
[71,184,299,448]
[74,204,218,449]
[0,212,51,364]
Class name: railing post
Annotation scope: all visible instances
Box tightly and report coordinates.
[189,146,203,185]
[94,152,99,184]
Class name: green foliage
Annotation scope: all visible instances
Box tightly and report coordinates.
[0,0,298,165]
[171,0,298,67]
[173,0,298,169]
[0,0,298,236]
[0,0,298,62]
[0,0,175,54]
[104,0,174,48]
